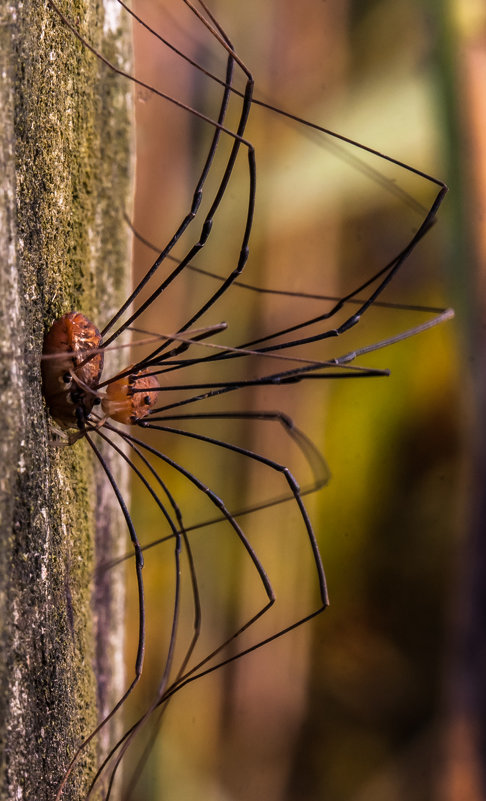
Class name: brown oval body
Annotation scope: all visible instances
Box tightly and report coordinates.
[102,368,159,425]
[41,312,104,427]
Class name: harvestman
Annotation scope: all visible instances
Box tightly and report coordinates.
[41,0,453,797]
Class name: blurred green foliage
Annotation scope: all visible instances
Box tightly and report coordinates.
[122,1,466,799]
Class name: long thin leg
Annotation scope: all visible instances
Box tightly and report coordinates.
[48,0,449,377]
[98,409,330,574]
[96,329,387,392]
[126,0,449,361]
[126,213,447,316]
[140,307,452,417]
[111,426,275,611]
[83,417,283,798]
[93,419,329,784]
[55,432,146,801]
[88,404,330,796]
[101,1,257,345]
[129,217,449,376]
[123,422,328,685]
[88,426,208,799]
[46,0,257,352]
[97,425,203,677]
[102,445,183,774]
[119,0,446,236]
[139,0,449,355]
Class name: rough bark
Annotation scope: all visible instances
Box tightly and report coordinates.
[0,2,133,799]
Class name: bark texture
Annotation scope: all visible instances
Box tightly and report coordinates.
[0,1,133,798]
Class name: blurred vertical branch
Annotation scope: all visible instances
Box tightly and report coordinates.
[436,1,486,799]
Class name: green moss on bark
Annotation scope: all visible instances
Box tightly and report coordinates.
[0,2,133,799]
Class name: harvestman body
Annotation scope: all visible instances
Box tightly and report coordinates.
[42,312,159,429]
[40,0,454,799]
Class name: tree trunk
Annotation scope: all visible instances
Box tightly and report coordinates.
[0,2,133,798]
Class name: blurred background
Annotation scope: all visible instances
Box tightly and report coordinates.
[109,0,484,798]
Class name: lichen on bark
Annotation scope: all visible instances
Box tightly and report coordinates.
[0,2,133,799]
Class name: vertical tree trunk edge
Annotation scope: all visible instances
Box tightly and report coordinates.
[0,2,133,799]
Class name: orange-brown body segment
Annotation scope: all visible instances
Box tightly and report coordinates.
[41,312,104,427]
[102,368,159,424]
